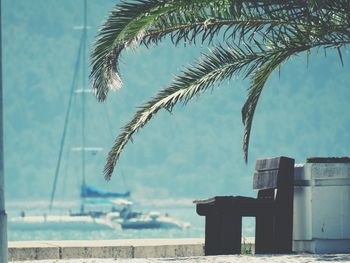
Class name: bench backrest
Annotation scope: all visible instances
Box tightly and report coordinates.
[253,156,294,204]
[253,156,294,190]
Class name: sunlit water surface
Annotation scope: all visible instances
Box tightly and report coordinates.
[7,200,255,241]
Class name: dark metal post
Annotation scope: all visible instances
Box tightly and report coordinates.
[0,0,8,261]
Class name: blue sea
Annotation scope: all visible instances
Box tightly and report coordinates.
[6,199,255,241]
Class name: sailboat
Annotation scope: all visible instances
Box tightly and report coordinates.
[9,0,190,231]
[9,0,130,231]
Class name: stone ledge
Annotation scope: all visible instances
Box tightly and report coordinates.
[306,157,350,163]
[8,239,205,261]
[9,238,255,261]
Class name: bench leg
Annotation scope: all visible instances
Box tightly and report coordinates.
[205,214,242,255]
[221,215,242,254]
[255,214,274,254]
[274,202,293,253]
[205,215,221,255]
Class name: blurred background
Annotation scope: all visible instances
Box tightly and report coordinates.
[2,0,350,240]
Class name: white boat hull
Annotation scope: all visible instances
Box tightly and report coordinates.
[9,215,119,231]
[121,215,190,230]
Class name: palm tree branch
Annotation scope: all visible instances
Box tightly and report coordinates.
[241,48,304,163]
[103,44,267,179]
[91,0,350,101]
[90,0,233,101]
[104,36,350,178]
[241,39,350,162]
[143,17,308,45]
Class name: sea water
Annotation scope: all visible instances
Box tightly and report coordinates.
[6,200,255,241]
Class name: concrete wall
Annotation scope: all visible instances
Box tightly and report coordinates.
[8,238,255,261]
[293,162,350,253]
[8,239,205,261]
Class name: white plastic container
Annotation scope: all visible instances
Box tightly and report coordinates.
[293,158,350,253]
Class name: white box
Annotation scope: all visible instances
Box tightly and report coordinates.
[293,160,350,253]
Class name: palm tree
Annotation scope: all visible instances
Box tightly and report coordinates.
[90,0,350,180]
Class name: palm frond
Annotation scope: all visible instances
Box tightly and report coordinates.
[90,0,163,101]
[241,45,309,162]
[104,44,266,179]
[241,38,350,162]
[104,36,350,178]
[90,0,222,101]
[91,0,350,101]
[91,0,350,178]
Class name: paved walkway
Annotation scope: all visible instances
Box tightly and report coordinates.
[11,254,350,263]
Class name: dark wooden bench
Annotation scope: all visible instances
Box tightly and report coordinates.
[194,156,295,255]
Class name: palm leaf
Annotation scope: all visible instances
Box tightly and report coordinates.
[241,37,350,162]
[91,0,339,101]
[241,44,310,162]
[90,0,225,101]
[91,0,350,178]
[104,37,350,178]
[104,44,266,179]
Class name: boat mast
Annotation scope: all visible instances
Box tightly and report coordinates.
[79,0,88,214]
[49,35,84,211]
[81,0,87,190]
[49,0,87,211]
[50,0,103,212]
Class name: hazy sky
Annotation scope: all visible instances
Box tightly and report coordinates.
[3,0,350,202]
